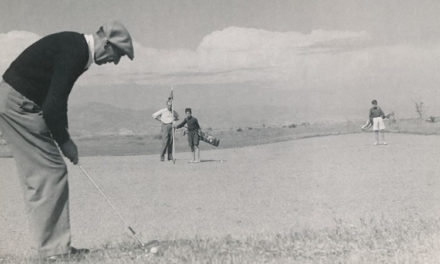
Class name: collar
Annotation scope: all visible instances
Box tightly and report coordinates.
[84,34,95,70]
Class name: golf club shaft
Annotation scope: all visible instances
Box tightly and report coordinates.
[77,164,145,247]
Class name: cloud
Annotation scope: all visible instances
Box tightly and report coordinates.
[0,28,371,86]
[79,27,371,86]
[196,27,370,70]
[3,26,437,100]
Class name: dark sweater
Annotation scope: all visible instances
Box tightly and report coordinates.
[3,32,89,145]
[176,116,200,131]
[369,106,385,119]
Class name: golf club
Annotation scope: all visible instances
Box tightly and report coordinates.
[77,164,145,248]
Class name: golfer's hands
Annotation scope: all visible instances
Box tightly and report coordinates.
[61,139,79,164]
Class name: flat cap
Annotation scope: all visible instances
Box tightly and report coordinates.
[102,21,134,60]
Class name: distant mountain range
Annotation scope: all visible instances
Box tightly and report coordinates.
[68,82,367,136]
[69,103,158,137]
[68,101,299,137]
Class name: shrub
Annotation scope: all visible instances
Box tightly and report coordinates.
[414,101,424,119]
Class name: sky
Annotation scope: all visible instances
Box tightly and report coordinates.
[2,0,440,120]
[2,0,440,49]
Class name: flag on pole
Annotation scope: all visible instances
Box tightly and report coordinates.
[169,87,174,101]
[170,86,176,163]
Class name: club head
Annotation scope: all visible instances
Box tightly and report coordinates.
[143,240,161,255]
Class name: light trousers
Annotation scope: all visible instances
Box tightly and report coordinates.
[161,123,173,159]
[0,80,71,257]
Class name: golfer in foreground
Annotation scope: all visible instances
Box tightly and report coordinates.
[0,21,134,261]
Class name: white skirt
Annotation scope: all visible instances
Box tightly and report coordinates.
[372,117,385,131]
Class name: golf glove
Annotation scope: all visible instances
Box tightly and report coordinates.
[61,139,79,164]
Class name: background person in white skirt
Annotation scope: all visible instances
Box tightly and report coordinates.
[369,99,387,145]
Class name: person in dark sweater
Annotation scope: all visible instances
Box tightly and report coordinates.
[0,21,134,260]
[175,108,201,163]
[369,99,387,145]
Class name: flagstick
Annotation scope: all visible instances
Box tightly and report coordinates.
[171,87,176,164]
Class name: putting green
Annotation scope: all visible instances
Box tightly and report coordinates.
[1,133,440,255]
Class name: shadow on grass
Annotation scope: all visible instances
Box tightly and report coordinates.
[172,159,226,163]
[200,159,226,163]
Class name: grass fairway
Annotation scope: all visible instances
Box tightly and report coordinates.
[2,133,440,263]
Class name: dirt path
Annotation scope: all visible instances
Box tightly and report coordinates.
[2,133,440,255]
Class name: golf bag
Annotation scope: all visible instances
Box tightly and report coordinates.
[361,119,373,129]
[198,130,220,147]
[361,112,393,130]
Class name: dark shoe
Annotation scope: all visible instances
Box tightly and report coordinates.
[46,247,90,262]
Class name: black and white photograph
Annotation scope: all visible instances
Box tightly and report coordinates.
[2,0,440,263]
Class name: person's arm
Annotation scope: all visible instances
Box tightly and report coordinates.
[152,109,163,121]
[175,118,187,129]
[195,118,201,131]
[368,108,374,125]
[42,51,85,164]
[42,60,77,145]
[379,107,385,118]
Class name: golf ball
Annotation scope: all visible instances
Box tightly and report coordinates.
[150,247,159,254]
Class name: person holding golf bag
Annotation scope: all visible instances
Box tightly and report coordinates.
[175,108,202,163]
[369,99,387,145]
[0,21,134,261]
